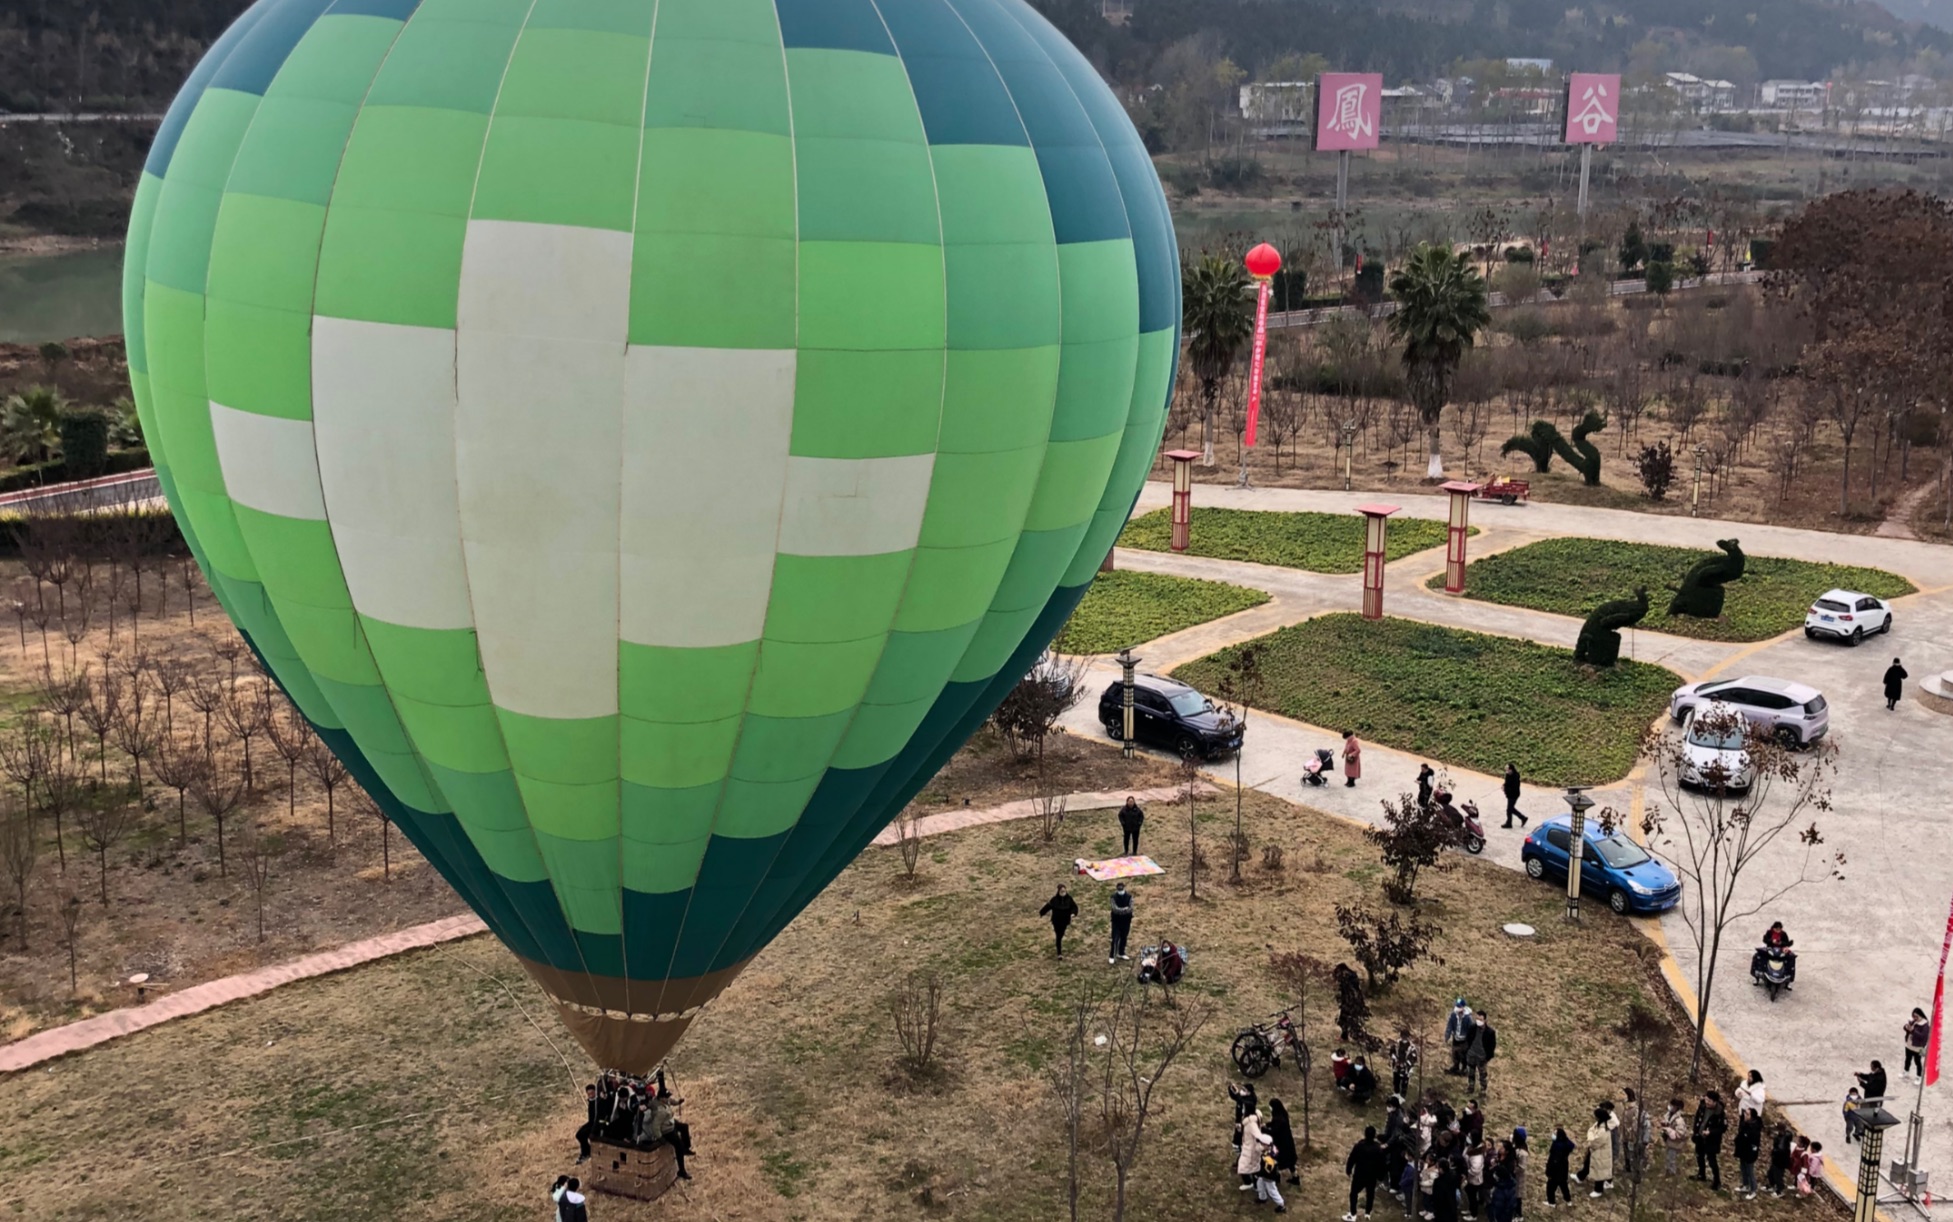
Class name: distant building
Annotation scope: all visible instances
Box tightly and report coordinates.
[1505,57,1553,73]
[1489,86,1558,116]
[1239,81,1312,124]
[1100,0,1132,24]
[1760,80,1827,111]
[1665,72,1738,112]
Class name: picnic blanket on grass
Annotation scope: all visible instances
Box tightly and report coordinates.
[1075,855,1166,881]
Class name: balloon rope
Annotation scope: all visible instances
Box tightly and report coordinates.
[429,944,584,1093]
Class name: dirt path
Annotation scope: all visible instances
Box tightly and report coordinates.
[1875,478,1938,540]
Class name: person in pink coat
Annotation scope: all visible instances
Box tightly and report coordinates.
[1342,731,1362,788]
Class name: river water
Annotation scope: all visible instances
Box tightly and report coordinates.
[0,247,124,344]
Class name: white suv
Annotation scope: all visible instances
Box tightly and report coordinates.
[1670,676,1829,748]
[1804,589,1893,645]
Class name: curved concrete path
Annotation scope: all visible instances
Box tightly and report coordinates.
[1082,481,1953,1198]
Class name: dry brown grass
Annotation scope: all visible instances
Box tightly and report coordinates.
[0,758,1808,1222]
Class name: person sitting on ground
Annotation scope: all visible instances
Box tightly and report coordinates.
[1344,1055,1378,1105]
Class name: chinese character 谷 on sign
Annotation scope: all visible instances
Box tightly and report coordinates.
[1316,72,1383,152]
[1563,72,1621,145]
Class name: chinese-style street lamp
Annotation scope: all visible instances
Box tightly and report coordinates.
[1440,481,1482,595]
[1165,449,1201,552]
[1563,786,1594,921]
[1355,503,1399,620]
[1341,419,1358,490]
[1691,443,1707,517]
[1116,648,1143,759]
[1850,1101,1900,1222]
[1242,242,1282,478]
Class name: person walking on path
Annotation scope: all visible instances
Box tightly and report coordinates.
[1269,1099,1299,1185]
[1444,998,1474,1075]
[1345,1125,1386,1220]
[1546,1126,1576,1208]
[1501,765,1527,829]
[1342,731,1363,787]
[1417,764,1435,811]
[1904,1007,1931,1082]
[1465,1011,1497,1094]
[1117,796,1144,855]
[1108,881,1133,963]
[1692,1090,1727,1191]
[1885,659,1909,711]
[1038,884,1079,958]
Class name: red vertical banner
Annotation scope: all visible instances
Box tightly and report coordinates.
[1245,280,1271,446]
[1929,893,1953,1085]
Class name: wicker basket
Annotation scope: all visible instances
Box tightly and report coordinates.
[587,1139,678,1202]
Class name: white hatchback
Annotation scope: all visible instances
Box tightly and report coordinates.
[1679,702,1753,790]
[1804,589,1893,645]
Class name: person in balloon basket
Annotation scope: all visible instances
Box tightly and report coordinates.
[1039,883,1079,958]
[575,1082,601,1162]
[1108,881,1134,964]
[635,1090,693,1181]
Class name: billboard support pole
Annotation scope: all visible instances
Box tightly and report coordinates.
[1336,149,1350,287]
[1577,143,1592,223]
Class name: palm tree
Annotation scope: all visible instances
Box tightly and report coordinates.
[1,386,67,469]
[1387,245,1491,479]
[1181,253,1255,467]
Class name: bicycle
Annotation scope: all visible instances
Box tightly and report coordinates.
[1230,1009,1311,1079]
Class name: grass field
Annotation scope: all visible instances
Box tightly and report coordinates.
[1430,538,1916,642]
[1054,569,1270,655]
[0,753,1763,1222]
[1174,614,1678,785]
[1119,507,1456,573]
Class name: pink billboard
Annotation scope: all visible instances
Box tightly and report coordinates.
[1564,72,1621,144]
[1316,73,1383,151]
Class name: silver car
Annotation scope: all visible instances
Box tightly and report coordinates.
[1669,676,1829,747]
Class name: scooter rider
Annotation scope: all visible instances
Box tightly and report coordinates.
[1750,922,1796,984]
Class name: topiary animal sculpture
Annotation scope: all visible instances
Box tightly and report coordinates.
[1499,420,1558,473]
[1549,409,1608,486]
[1667,539,1747,619]
[1574,586,1650,667]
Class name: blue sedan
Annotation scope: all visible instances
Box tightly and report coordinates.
[1519,816,1681,915]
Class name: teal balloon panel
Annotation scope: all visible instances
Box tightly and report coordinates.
[126,0,1177,1068]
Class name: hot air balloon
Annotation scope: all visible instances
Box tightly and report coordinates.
[125,0,1177,1071]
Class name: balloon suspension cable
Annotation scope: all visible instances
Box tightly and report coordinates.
[430,944,583,1093]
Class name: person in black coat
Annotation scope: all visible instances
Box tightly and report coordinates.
[1502,764,1527,829]
[1857,1059,1889,1103]
[1345,1125,1387,1220]
[1734,1109,1763,1198]
[1885,659,1909,711]
[1108,881,1133,962]
[1416,764,1435,811]
[1117,796,1144,854]
[575,1082,599,1161]
[1692,1091,1727,1190]
[1546,1126,1576,1206]
[1269,1098,1300,1185]
[1038,884,1079,957]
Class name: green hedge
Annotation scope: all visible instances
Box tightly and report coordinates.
[1055,569,1269,655]
[1174,613,1678,785]
[0,509,184,559]
[1120,507,1458,574]
[0,448,151,495]
[1435,537,1915,642]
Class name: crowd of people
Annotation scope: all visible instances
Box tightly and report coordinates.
[572,1068,693,1180]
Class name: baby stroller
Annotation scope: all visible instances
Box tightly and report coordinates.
[1137,940,1186,986]
[1301,748,1336,787]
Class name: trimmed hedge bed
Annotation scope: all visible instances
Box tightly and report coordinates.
[1120,507,1456,574]
[1055,569,1270,655]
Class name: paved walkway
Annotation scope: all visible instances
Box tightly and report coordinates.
[0,913,487,1074]
[869,783,1216,847]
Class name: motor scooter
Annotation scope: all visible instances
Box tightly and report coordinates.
[1751,945,1796,1002]
[1435,793,1487,854]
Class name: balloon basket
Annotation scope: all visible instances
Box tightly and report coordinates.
[588,1139,679,1202]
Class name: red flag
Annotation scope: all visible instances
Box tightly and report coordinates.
[1245,279,1272,447]
[1929,892,1953,1085]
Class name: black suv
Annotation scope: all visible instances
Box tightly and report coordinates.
[1097,674,1243,759]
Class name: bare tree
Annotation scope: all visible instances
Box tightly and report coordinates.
[1096,979,1211,1221]
[180,558,199,627]
[41,743,81,874]
[302,736,349,847]
[57,892,84,995]
[110,674,157,796]
[37,662,88,763]
[75,665,120,782]
[73,788,138,907]
[263,705,311,820]
[889,969,946,1075]
[148,658,187,737]
[189,748,249,877]
[1043,980,1100,1222]
[184,675,224,751]
[0,799,37,949]
[1637,707,1844,1078]
[893,805,923,882]
[351,788,392,880]
[1214,644,1260,883]
[1617,1003,1675,1221]
[0,717,53,810]
[220,677,271,789]
[150,735,203,845]
[234,817,283,943]
[991,651,1087,786]
[1268,950,1334,1147]
[1181,751,1202,899]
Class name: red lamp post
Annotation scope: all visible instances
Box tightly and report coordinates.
[1355,503,1399,620]
[1439,481,1482,595]
[1165,449,1201,552]
[1242,243,1281,454]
